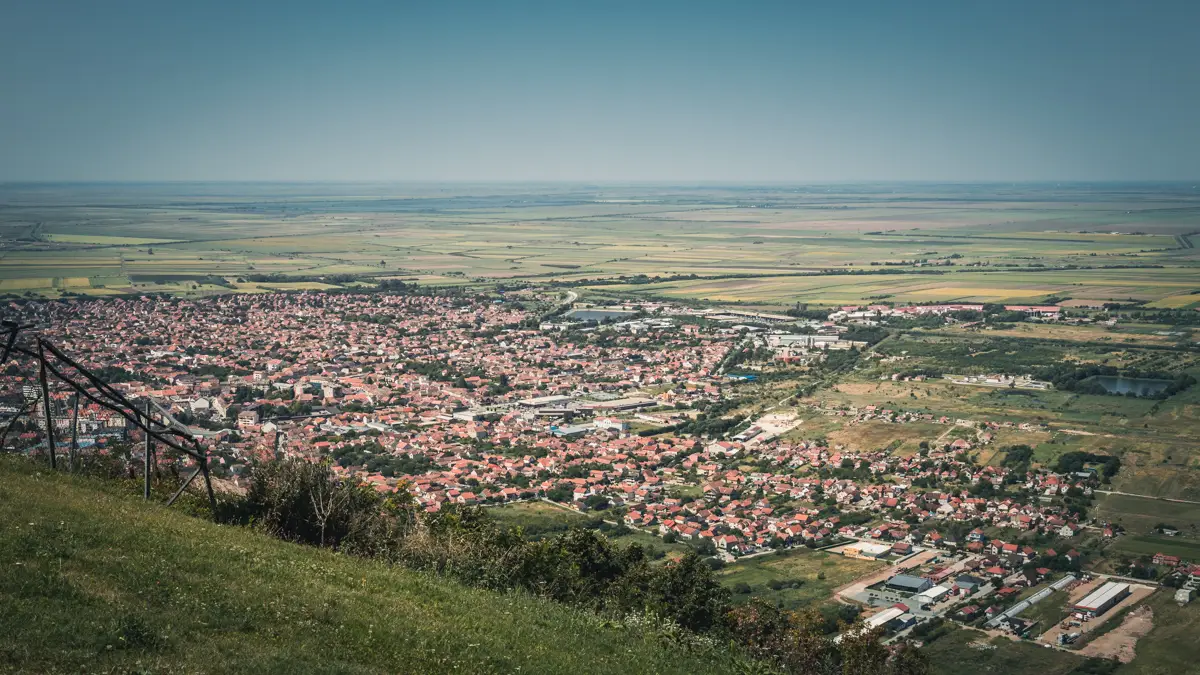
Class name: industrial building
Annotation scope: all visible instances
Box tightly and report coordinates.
[579,397,656,412]
[549,424,593,438]
[1073,581,1131,617]
[864,607,916,631]
[954,574,984,592]
[912,585,952,608]
[883,574,933,595]
[841,542,892,559]
[518,394,574,408]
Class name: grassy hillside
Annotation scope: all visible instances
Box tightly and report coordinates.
[0,458,739,674]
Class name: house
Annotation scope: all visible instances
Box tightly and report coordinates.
[999,616,1034,636]
[1058,523,1082,537]
[955,575,983,593]
[237,409,260,429]
[715,534,741,553]
[1152,553,1182,567]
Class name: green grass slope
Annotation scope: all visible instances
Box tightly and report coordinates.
[0,459,737,674]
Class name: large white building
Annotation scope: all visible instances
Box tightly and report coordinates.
[1073,582,1130,617]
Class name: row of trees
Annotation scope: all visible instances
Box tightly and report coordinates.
[226,458,929,675]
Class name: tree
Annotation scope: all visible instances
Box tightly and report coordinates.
[647,551,730,632]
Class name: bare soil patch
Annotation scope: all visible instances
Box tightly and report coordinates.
[1077,605,1154,663]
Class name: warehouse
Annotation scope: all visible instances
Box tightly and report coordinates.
[884,574,933,595]
[1073,581,1130,617]
[841,542,892,560]
[865,607,914,630]
[912,585,952,608]
[518,394,574,408]
[580,397,656,412]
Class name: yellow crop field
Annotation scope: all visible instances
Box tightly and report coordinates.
[907,287,1048,298]
[1146,294,1200,309]
[0,278,53,290]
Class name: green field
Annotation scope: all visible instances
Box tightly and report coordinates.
[0,458,737,674]
[2,183,1197,304]
[717,548,884,609]
[1113,591,1200,675]
[922,627,1088,675]
[486,500,592,535]
[1094,493,1200,538]
[1109,534,1200,560]
[607,528,695,560]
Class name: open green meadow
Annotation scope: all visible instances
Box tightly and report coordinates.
[1093,493,1200,537]
[1108,534,1200,560]
[717,548,884,610]
[922,627,1088,675]
[1112,591,1200,675]
[485,500,593,538]
[0,458,735,675]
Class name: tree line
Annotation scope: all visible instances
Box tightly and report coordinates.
[215,458,930,675]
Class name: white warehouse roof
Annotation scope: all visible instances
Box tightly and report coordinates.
[865,607,905,628]
[1075,582,1129,611]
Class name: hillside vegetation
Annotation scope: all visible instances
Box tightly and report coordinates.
[0,457,740,674]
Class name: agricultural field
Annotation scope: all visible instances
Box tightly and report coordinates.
[801,327,1200,504]
[1108,535,1200,561]
[1093,493,1200,537]
[598,267,1200,306]
[0,183,1196,305]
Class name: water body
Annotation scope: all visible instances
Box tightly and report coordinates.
[565,309,636,322]
[1089,376,1172,396]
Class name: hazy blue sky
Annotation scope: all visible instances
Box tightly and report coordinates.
[2,0,1198,182]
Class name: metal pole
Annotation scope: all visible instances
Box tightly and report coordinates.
[17,345,203,461]
[69,394,80,472]
[200,452,218,517]
[144,399,152,499]
[166,465,203,507]
[0,395,39,451]
[37,341,56,469]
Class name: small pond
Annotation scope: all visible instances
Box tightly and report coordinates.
[1088,376,1172,396]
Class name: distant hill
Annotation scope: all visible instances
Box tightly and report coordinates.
[0,458,740,674]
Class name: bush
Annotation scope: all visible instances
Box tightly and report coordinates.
[242,458,412,556]
[172,457,923,674]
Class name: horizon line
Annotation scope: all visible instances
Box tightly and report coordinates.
[2,179,1199,186]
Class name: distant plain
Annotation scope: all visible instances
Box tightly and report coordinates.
[0,182,1196,307]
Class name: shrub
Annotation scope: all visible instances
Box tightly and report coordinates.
[242,458,412,555]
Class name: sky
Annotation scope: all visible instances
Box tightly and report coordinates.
[1,0,1198,182]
